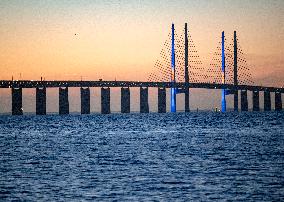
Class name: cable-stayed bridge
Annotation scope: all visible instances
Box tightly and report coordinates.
[0,23,283,115]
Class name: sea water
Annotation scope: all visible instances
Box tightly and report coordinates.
[0,112,283,201]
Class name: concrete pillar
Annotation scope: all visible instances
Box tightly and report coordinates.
[121,87,130,113]
[101,87,110,114]
[241,90,248,111]
[158,87,166,113]
[275,92,282,111]
[80,87,90,114]
[264,91,271,111]
[252,91,259,111]
[59,87,69,115]
[140,87,149,113]
[184,89,190,112]
[234,90,238,111]
[36,87,46,115]
[12,88,23,115]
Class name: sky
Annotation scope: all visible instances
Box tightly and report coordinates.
[0,0,283,113]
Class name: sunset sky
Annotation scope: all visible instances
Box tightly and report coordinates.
[0,0,283,113]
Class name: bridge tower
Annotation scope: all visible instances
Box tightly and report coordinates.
[221,31,226,112]
[184,23,190,112]
[233,31,239,111]
[170,23,176,112]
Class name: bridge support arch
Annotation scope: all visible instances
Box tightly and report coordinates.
[12,88,23,115]
[36,87,46,115]
[252,91,260,111]
[158,87,166,113]
[140,87,149,113]
[121,87,130,113]
[80,87,90,114]
[264,91,271,111]
[59,87,69,115]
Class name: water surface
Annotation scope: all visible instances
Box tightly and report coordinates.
[0,112,283,201]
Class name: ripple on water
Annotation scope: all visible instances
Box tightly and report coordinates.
[0,112,283,201]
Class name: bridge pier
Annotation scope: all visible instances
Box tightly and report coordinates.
[158,87,166,113]
[241,90,248,111]
[184,88,189,112]
[101,87,110,114]
[252,91,260,111]
[140,87,149,113]
[12,88,23,115]
[234,91,238,111]
[80,87,90,114]
[121,87,130,113]
[59,87,69,115]
[275,92,282,111]
[264,91,271,111]
[36,87,46,115]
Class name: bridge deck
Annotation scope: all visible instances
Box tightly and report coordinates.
[0,80,283,93]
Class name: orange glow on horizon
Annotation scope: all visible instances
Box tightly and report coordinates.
[0,0,283,87]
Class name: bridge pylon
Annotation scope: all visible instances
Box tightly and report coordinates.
[184,23,190,112]
[170,23,176,112]
[221,31,226,112]
[172,23,190,113]
[233,31,239,111]
[220,31,239,112]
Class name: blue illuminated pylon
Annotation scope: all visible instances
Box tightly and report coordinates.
[221,31,226,112]
[171,23,176,112]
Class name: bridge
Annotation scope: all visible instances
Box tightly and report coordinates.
[1,23,283,115]
[1,80,284,92]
